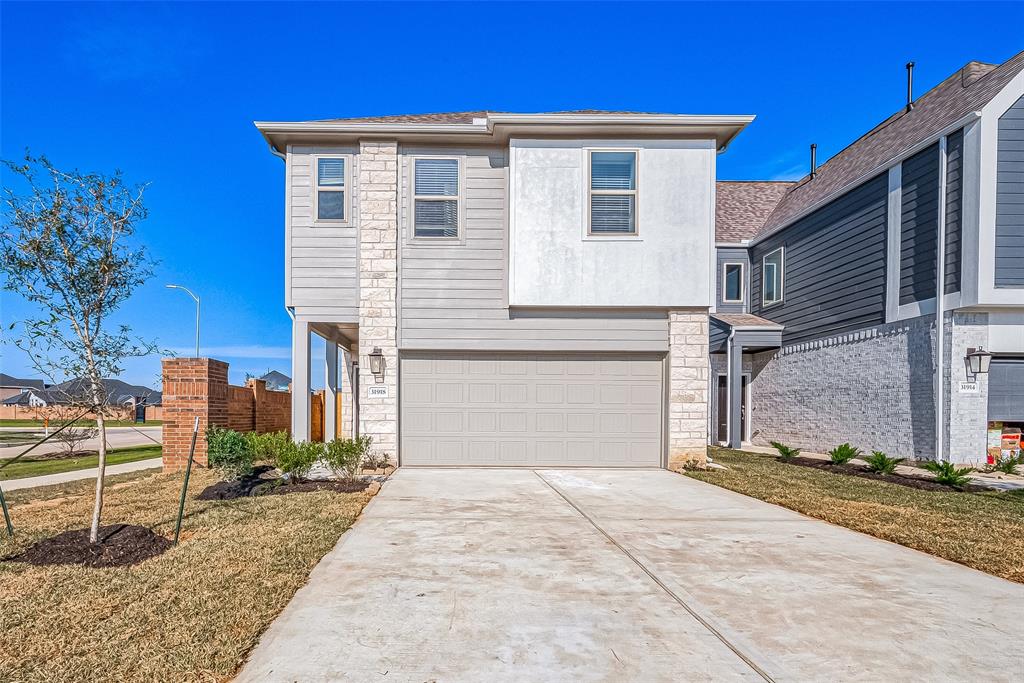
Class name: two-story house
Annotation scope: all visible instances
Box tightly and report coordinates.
[257,51,1024,469]
[709,52,1024,464]
[256,112,754,469]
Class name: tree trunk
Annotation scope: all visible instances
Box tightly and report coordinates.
[89,381,107,544]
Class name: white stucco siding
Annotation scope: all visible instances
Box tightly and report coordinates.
[510,138,715,308]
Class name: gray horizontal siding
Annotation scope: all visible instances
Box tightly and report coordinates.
[288,145,359,320]
[996,94,1024,288]
[716,247,749,313]
[944,129,963,294]
[750,173,889,345]
[398,145,668,351]
[899,143,940,305]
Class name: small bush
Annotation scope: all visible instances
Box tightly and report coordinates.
[769,441,800,460]
[364,450,391,470]
[244,430,290,463]
[206,426,253,480]
[829,443,862,465]
[991,452,1023,475]
[921,460,975,489]
[275,440,325,481]
[324,435,373,480]
[865,450,905,475]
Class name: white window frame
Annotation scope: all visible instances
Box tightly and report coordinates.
[761,247,785,307]
[586,149,639,237]
[313,154,352,226]
[410,155,463,241]
[722,261,745,304]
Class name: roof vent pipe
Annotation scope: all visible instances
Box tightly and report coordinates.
[906,61,915,112]
[810,143,817,179]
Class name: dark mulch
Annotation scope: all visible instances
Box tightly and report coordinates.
[10,524,172,568]
[784,456,986,492]
[196,465,369,500]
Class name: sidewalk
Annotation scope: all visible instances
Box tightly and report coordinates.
[1,457,163,491]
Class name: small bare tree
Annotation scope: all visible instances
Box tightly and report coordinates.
[1,154,156,543]
[47,404,100,458]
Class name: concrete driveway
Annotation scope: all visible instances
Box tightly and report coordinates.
[238,469,1024,682]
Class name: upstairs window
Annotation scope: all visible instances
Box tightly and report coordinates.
[413,158,460,238]
[723,262,745,303]
[762,247,784,307]
[316,157,347,221]
[589,151,637,235]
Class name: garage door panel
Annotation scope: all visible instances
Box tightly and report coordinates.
[401,353,663,467]
[989,358,1024,421]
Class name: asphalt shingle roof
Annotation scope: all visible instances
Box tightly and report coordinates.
[757,52,1024,238]
[313,110,680,124]
[715,181,795,242]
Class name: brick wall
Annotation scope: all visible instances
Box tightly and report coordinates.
[161,358,291,471]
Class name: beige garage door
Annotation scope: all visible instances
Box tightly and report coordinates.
[400,353,664,467]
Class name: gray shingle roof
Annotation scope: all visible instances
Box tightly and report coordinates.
[711,313,785,329]
[0,373,46,390]
[715,181,795,242]
[758,52,1024,238]
[313,110,681,124]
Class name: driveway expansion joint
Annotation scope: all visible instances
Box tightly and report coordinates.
[534,469,778,683]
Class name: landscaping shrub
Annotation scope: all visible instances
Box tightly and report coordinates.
[769,441,800,460]
[275,440,325,481]
[829,443,862,465]
[991,453,1023,475]
[206,427,253,480]
[364,450,391,470]
[865,450,905,475]
[921,460,975,489]
[244,430,290,463]
[323,435,373,480]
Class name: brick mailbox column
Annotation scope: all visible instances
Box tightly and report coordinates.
[161,358,229,471]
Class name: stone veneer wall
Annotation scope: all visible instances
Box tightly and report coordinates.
[357,140,399,461]
[667,309,710,468]
[746,313,990,463]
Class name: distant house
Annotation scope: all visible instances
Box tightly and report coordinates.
[1,377,161,409]
[0,373,47,402]
[259,370,291,392]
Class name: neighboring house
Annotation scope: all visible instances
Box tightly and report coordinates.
[2,378,162,409]
[257,110,753,468]
[259,370,291,392]
[257,52,1024,468]
[709,53,1024,463]
[0,373,47,402]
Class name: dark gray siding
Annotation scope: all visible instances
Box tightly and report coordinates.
[989,358,1024,421]
[996,94,1024,288]
[709,317,729,353]
[750,173,888,345]
[899,143,940,305]
[716,247,749,313]
[944,129,963,294]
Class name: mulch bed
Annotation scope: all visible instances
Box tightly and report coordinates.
[196,465,369,501]
[9,524,172,568]
[784,456,986,492]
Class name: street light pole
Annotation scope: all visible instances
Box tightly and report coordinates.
[166,284,201,357]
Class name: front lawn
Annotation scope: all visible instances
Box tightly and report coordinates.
[0,467,374,682]
[0,445,163,481]
[690,447,1024,583]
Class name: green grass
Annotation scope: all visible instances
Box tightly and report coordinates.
[0,445,163,481]
[0,419,162,428]
[690,448,1024,583]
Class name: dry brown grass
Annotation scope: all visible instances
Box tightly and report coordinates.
[690,448,1024,583]
[0,467,374,682]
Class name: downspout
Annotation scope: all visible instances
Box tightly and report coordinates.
[935,136,948,462]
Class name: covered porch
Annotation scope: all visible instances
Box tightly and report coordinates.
[290,319,359,442]
[710,313,783,449]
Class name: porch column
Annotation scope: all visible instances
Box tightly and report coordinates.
[340,347,355,438]
[324,341,338,442]
[291,319,311,442]
[727,336,744,449]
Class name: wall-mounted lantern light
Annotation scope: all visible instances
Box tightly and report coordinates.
[965,347,993,376]
[368,347,385,383]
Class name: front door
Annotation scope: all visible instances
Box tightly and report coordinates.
[716,375,747,444]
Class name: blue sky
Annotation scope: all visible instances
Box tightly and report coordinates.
[2,1,1022,388]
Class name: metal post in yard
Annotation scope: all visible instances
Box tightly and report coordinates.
[174,416,200,546]
[0,484,12,536]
